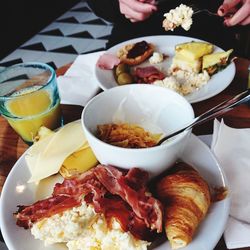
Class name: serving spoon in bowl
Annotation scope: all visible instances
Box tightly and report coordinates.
[157,88,250,145]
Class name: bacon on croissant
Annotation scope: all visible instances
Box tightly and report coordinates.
[156,162,211,249]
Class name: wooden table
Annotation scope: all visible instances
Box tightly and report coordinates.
[0,58,250,249]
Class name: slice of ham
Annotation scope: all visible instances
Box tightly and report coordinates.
[134,66,165,83]
[94,165,163,233]
[96,53,121,70]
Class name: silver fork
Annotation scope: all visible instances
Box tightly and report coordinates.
[157,89,250,145]
[156,1,219,16]
[189,4,218,16]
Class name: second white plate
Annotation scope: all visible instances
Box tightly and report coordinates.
[95,35,236,103]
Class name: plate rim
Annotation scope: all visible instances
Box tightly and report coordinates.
[0,133,230,250]
[95,34,236,104]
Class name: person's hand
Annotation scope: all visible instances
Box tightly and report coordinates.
[118,0,157,23]
[217,0,250,26]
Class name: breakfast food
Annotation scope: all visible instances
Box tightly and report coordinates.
[171,53,202,73]
[134,66,165,83]
[162,4,194,31]
[114,63,134,85]
[60,145,98,178]
[154,41,233,95]
[202,49,233,75]
[175,41,214,60]
[156,162,211,249]
[117,41,154,66]
[172,41,214,73]
[149,52,164,64]
[15,165,163,250]
[96,53,121,70]
[101,34,233,98]
[96,123,161,148]
[154,70,210,95]
[26,121,98,181]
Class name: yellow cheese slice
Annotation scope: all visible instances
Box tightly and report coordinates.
[60,146,98,178]
[26,120,87,183]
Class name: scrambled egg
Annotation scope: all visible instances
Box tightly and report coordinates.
[154,69,210,96]
[149,52,164,64]
[162,4,193,31]
[31,201,149,250]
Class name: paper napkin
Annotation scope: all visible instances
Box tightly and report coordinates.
[211,119,250,249]
[57,51,104,106]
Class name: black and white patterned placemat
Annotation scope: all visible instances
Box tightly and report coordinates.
[0,1,112,70]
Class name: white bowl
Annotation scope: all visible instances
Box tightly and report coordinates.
[81,84,194,178]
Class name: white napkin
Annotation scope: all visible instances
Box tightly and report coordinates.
[57,51,104,106]
[211,119,250,249]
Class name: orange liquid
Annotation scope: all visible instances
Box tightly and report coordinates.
[5,88,62,143]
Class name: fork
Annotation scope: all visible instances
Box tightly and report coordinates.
[157,88,250,145]
[189,4,219,16]
[156,1,219,17]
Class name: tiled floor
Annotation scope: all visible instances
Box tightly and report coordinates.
[0,1,113,70]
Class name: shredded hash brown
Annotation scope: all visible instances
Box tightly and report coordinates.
[96,123,161,148]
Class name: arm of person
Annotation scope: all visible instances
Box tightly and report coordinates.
[118,0,157,22]
[86,0,124,23]
[217,0,250,26]
[87,0,157,23]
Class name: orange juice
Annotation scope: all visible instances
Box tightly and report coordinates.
[4,86,62,143]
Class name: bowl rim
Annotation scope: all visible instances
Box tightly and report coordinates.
[81,84,195,152]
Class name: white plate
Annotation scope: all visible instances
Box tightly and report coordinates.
[0,134,230,250]
[95,35,236,103]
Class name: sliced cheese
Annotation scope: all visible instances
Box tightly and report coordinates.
[26,120,87,183]
[60,146,98,178]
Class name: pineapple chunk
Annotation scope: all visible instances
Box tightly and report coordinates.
[202,49,233,75]
[171,53,201,73]
[175,41,214,60]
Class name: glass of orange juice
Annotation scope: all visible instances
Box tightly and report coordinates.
[0,62,63,145]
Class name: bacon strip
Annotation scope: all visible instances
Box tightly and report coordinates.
[15,169,107,228]
[94,165,163,233]
[15,165,163,240]
[15,195,81,229]
[134,66,165,83]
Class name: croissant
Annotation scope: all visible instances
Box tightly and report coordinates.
[156,162,211,249]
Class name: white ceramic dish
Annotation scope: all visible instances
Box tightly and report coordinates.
[0,134,230,250]
[82,84,194,178]
[95,35,236,103]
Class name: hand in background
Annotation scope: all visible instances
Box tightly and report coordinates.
[217,0,250,26]
[118,0,157,23]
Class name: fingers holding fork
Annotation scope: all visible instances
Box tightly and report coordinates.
[217,0,250,26]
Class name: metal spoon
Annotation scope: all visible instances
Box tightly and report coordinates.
[157,89,250,145]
